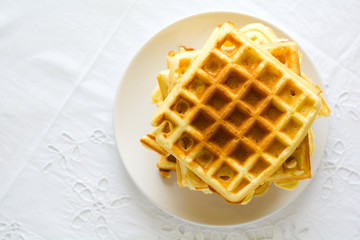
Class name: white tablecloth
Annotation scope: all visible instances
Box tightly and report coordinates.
[1,0,359,239]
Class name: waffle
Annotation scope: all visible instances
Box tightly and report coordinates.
[151,22,322,203]
[141,22,329,202]
[147,41,312,184]
[172,41,313,194]
[141,24,329,162]
[172,43,322,194]
[239,23,285,44]
[143,40,315,186]
[157,155,176,178]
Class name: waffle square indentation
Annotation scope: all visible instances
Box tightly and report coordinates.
[236,47,263,73]
[209,125,235,148]
[202,53,226,77]
[166,155,176,163]
[194,147,217,170]
[217,34,243,56]
[175,132,197,153]
[261,101,286,125]
[159,116,178,135]
[185,74,210,98]
[256,63,283,90]
[248,157,271,177]
[221,68,248,93]
[276,79,303,106]
[264,138,287,158]
[297,97,316,117]
[170,96,194,117]
[177,58,192,75]
[241,84,268,110]
[245,121,270,144]
[190,109,216,132]
[161,121,172,134]
[225,105,250,128]
[281,118,303,140]
[229,141,255,165]
[206,88,232,111]
[214,163,238,187]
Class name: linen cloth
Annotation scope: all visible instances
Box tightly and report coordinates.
[1,0,359,239]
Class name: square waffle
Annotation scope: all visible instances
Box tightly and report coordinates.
[151,22,322,203]
[142,23,329,201]
[158,38,320,195]
[164,41,314,194]
[173,41,314,191]
[163,42,311,189]
[141,24,329,165]
[143,27,327,189]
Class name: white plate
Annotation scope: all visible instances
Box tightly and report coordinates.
[114,11,329,226]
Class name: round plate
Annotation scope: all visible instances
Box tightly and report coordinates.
[114,11,329,226]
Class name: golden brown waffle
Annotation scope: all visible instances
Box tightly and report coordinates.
[168,42,315,196]
[157,155,176,178]
[151,22,322,203]
[143,41,315,184]
[148,41,314,184]
[173,41,316,193]
[176,47,326,195]
[141,23,329,202]
[141,23,329,166]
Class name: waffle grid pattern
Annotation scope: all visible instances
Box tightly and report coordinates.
[143,41,314,183]
[154,24,320,202]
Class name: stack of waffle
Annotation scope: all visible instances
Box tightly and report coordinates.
[140,22,330,204]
